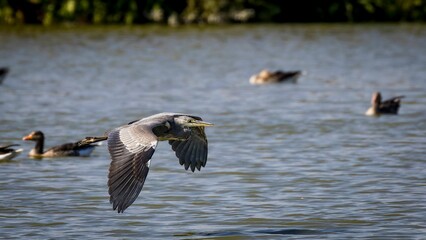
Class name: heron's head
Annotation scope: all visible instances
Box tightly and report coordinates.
[175,115,214,128]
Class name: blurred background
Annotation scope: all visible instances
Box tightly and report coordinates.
[1,0,426,25]
[1,1,425,239]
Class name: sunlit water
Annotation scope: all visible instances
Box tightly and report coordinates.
[0,24,425,239]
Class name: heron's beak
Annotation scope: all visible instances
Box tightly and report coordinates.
[191,120,214,127]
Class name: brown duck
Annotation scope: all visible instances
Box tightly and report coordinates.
[365,92,404,116]
[22,131,107,158]
[249,69,301,85]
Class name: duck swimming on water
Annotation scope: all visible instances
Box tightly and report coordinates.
[0,144,23,161]
[365,92,404,116]
[249,69,301,85]
[22,131,106,158]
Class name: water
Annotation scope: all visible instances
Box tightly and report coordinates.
[1,24,425,239]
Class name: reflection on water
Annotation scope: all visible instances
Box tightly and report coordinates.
[0,24,425,239]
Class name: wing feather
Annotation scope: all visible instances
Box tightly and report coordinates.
[192,141,202,171]
[107,125,158,213]
[184,142,195,171]
[169,126,208,172]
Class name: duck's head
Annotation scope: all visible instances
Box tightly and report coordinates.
[22,131,44,141]
[371,92,382,106]
[258,69,271,79]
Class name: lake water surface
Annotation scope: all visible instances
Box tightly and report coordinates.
[0,24,425,239]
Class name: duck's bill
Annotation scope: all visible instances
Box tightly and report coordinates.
[22,134,33,141]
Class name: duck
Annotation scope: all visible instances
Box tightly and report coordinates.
[0,67,9,84]
[249,69,301,85]
[365,92,404,116]
[22,131,107,158]
[0,144,23,161]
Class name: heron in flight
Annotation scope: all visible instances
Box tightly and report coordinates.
[106,112,213,213]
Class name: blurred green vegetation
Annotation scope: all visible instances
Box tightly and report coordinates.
[0,0,425,25]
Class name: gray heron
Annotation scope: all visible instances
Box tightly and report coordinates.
[106,112,213,213]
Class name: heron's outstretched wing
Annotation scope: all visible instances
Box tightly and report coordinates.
[107,124,158,213]
[169,127,208,172]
